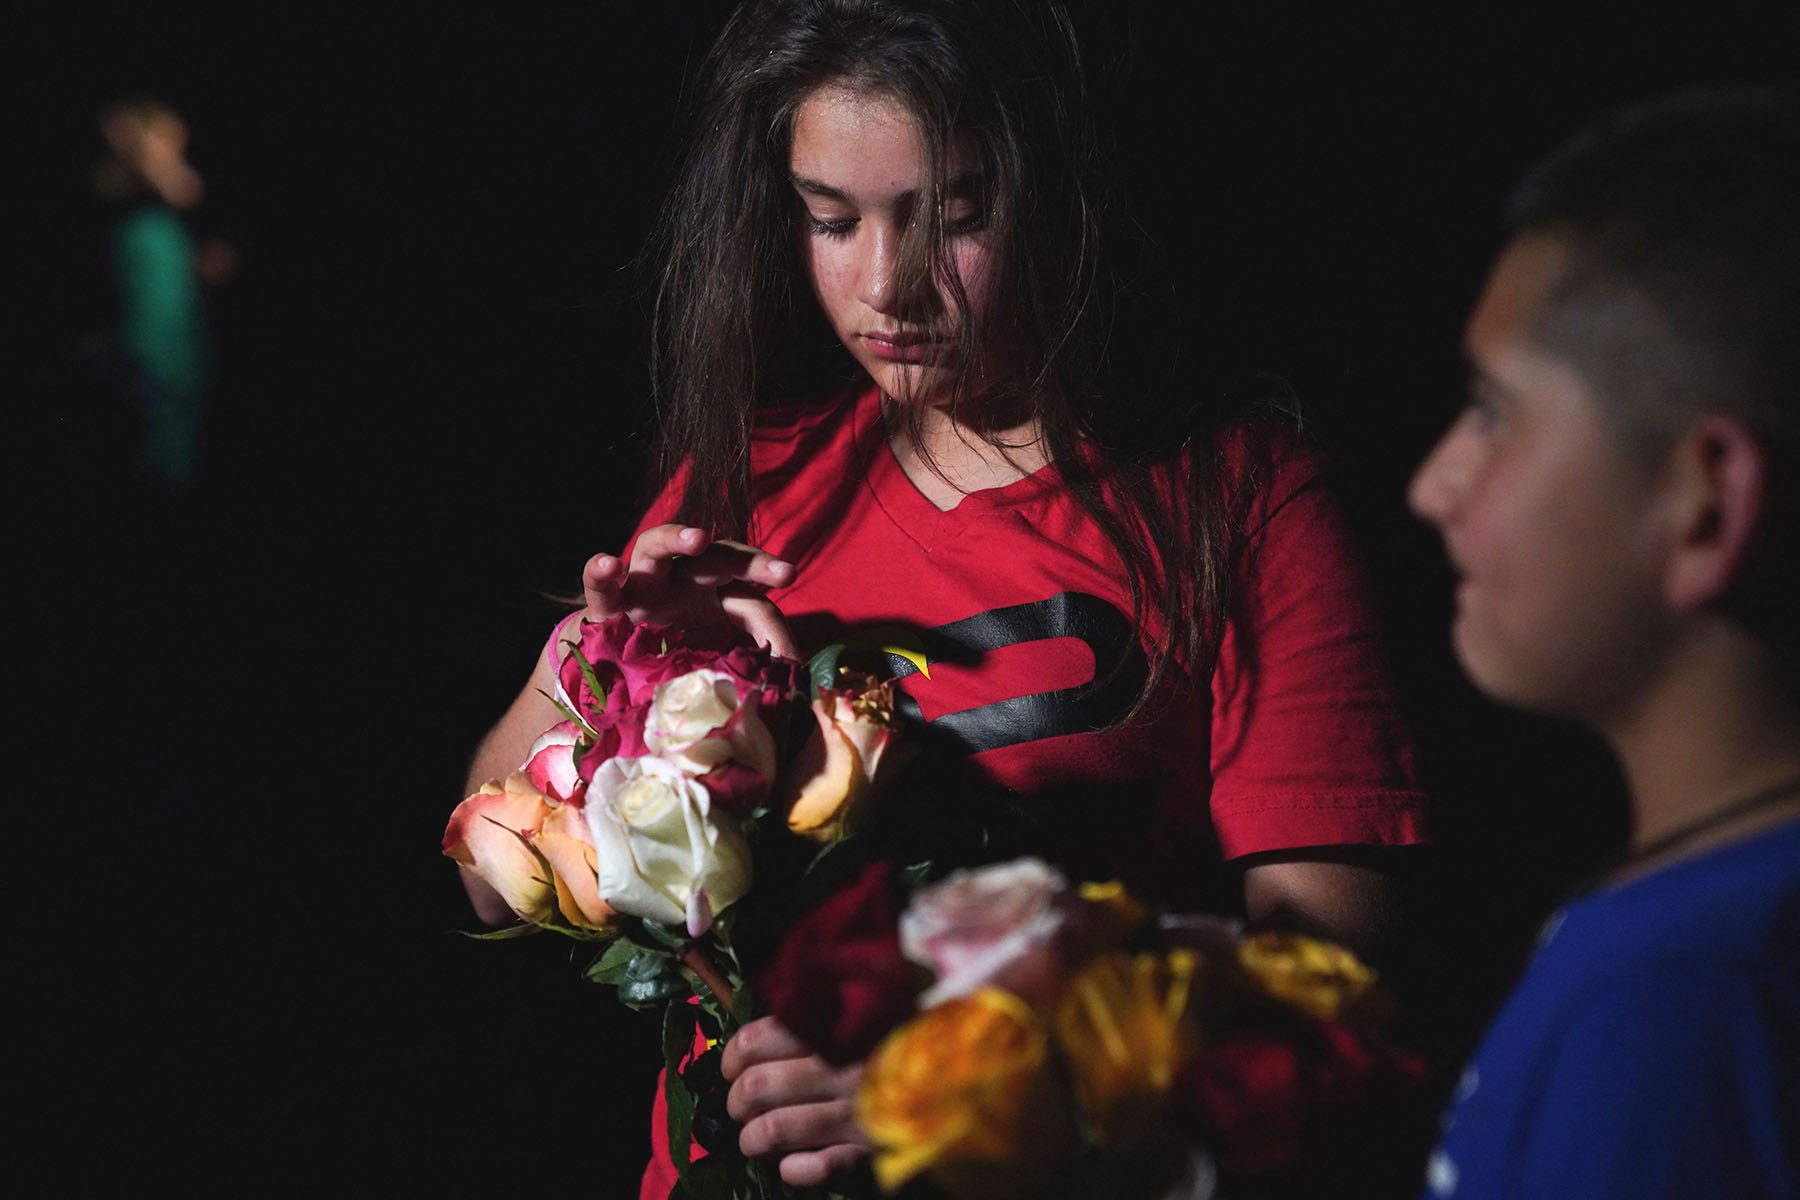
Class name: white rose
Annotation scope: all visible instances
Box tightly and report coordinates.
[900,858,1071,1008]
[586,755,752,937]
[645,669,778,782]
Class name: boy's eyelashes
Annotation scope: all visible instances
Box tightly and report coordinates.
[1464,377,1507,431]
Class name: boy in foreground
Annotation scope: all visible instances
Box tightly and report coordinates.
[1410,89,1799,1199]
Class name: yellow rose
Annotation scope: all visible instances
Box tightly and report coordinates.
[858,988,1067,1197]
[1054,950,1199,1141]
[1235,932,1376,1021]
[783,671,910,842]
[1076,879,1153,940]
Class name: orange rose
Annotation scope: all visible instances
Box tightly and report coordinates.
[1055,950,1200,1142]
[442,772,617,931]
[858,988,1069,1197]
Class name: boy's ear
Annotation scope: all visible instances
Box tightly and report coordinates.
[1664,414,1768,613]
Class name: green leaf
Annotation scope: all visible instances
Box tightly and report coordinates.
[901,859,937,887]
[455,923,545,941]
[618,948,690,1009]
[639,919,691,951]
[663,1004,700,1174]
[668,1157,731,1200]
[805,642,847,699]
[535,688,598,740]
[583,937,640,984]
[566,644,611,713]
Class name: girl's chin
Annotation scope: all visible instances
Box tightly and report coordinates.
[868,362,956,406]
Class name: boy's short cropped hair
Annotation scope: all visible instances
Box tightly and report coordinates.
[1505,87,1799,651]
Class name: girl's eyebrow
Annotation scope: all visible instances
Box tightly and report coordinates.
[788,171,983,204]
[790,173,851,202]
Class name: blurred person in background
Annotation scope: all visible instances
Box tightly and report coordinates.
[88,95,229,497]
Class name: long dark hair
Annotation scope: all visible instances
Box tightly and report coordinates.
[648,0,1254,714]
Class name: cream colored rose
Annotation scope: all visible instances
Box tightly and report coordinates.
[645,669,777,782]
[586,755,751,937]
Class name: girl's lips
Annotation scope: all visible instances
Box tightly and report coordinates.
[862,332,944,363]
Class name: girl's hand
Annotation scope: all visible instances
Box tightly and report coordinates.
[583,524,798,658]
[722,1016,870,1188]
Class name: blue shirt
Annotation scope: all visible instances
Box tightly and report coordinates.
[1425,820,1800,1199]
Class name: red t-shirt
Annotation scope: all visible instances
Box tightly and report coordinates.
[636,384,1425,1197]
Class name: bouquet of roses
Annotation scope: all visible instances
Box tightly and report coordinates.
[755,858,1431,1200]
[443,613,911,1199]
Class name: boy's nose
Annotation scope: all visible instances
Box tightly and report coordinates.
[1409,423,1469,528]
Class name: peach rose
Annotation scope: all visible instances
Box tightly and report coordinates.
[783,672,908,842]
[442,772,617,931]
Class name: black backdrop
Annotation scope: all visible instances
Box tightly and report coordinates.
[23,5,1793,1194]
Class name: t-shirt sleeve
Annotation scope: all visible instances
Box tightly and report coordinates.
[1207,436,1428,858]
[1503,969,1800,1199]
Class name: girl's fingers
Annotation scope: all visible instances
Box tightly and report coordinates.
[677,543,795,590]
[628,524,711,575]
[707,539,796,589]
[721,1017,811,1081]
[581,553,624,617]
[719,589,799,660]
[778,1143,869,1189]
[726,1058,860,1124]
[737,1099,864,1159]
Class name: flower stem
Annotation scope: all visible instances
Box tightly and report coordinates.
[681,945,735,1017]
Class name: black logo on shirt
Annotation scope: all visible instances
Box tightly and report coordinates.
[877,591,1145,754]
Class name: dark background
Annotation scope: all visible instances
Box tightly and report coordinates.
[23,5,1793,1194]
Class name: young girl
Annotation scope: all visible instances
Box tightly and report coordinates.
[461,1,1428,1191]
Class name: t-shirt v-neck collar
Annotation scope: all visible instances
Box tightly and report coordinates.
[851,384,1061,551]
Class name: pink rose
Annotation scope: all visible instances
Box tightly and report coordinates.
[523,721,586,804]
[900,858,1073,1009]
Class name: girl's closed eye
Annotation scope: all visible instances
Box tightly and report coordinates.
[807,214,858,239]
[943,205,986,235]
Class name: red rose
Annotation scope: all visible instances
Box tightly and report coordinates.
[757,860,921,1065]
[1177,1020,1432,1178]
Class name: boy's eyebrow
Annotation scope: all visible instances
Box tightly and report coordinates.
[789,171,984,204]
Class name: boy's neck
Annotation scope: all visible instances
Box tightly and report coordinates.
[1602,622,1800,877]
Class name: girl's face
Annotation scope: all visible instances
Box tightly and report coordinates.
[789,82,1004,405]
